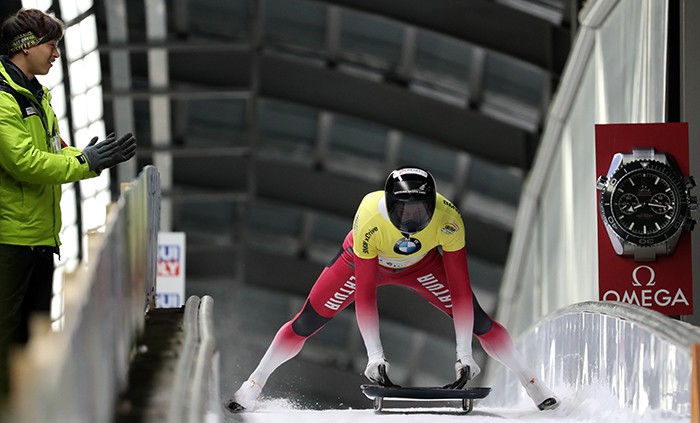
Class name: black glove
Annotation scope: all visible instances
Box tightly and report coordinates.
[364,359,400,387]
[107,132,136,168]
[82,132,136,172]
[443,356,480,389]
[443,364,470,389]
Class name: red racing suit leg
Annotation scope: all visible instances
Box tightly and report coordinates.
[387,250,540,386]
[245,232,358,387]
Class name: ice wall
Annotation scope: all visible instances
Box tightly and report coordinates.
[485,301,700,418]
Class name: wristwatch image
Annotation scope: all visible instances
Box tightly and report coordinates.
[596,147,697,262]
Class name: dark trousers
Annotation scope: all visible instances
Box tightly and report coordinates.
[0,244,55,397]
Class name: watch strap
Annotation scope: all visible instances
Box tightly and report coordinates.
[625,147,668,164]
[632,246,657,262]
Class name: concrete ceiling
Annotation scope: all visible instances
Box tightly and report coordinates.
[93,0,576,330]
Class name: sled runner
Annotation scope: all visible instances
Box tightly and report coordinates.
[360,384,491,413]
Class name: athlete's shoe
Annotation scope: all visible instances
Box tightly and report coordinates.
[524,377,559,410]
[227,379,263,412]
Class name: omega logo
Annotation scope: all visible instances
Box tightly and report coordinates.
[631,265,655,287]
[602,265,688,308]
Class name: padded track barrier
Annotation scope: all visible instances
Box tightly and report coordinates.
[167,295,221,423]
[1,166,160,423]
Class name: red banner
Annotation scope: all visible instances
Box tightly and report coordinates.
[595,123,693,315]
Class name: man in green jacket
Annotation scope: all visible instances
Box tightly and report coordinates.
[0,8,136,397]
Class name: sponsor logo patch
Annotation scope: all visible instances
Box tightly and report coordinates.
[442,199,459,213]
[361,226,379,255]
[441,222,459,235]
[393,237,422,255]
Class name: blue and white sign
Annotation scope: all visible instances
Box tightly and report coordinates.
[156,232,186,308]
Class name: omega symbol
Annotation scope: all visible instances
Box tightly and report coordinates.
[631,265,655,287]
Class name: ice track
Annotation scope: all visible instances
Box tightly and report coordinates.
[222,384,687,423]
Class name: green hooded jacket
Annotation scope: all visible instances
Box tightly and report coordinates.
[0,57,97,248]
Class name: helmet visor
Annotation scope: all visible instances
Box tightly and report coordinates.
[388,200,433,234]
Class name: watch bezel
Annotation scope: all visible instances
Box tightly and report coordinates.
[599,159,691,247]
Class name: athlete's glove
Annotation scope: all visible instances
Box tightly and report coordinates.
[82,132,136,172]
[364,357,399,387]
[444,355,480,389]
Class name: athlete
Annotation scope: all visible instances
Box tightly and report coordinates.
[229,166,558,411]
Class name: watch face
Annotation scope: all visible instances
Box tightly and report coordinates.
[599,160,691,246]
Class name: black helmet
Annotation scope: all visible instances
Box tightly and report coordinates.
[384,167,436,234]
